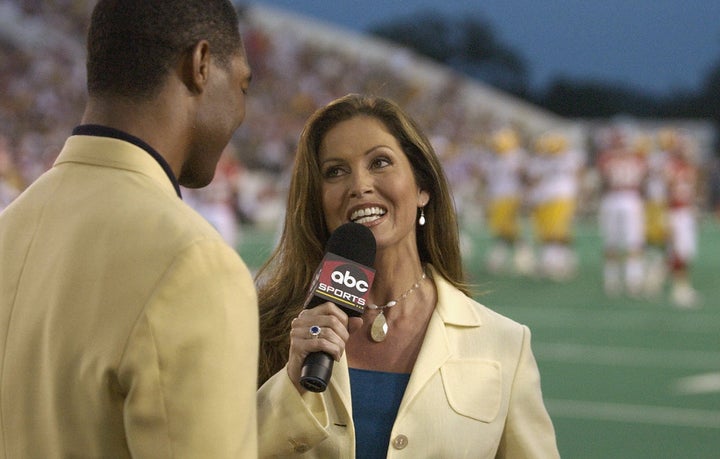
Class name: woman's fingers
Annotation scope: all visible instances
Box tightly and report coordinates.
[286,303,350,389]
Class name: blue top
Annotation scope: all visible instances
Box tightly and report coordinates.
[349,367,411,459]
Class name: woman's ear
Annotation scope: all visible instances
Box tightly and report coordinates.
[418,189,430,207]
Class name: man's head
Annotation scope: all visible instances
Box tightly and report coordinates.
[86,0,251,188]
[87,0,242,101]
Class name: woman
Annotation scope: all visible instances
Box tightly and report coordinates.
[256,94,559,458]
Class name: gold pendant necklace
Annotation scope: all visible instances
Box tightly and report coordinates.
[367,270,427,343]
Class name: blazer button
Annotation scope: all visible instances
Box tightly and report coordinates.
[391,434,409,450]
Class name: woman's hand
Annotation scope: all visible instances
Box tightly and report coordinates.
[287,302,352,393]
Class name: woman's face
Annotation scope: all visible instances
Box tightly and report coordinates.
[318,115,429,253]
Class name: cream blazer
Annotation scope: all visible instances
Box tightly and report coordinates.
[257,267,559,458]
[0,134,258,458]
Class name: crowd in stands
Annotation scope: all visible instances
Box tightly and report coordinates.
[1,2,717,307]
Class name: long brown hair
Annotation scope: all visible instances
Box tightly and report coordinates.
[256,94,468,385]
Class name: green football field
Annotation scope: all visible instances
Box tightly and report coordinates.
[238,216,720,459]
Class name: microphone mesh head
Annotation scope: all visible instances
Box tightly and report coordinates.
[326,223,376,268]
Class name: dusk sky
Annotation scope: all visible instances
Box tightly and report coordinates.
[253,0,720,95]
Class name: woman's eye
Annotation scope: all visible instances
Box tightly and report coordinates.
[323,166,344,178]
[372,157,391,168]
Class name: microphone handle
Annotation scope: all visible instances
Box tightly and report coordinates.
[300,302,364,392]
[300,350,334,392]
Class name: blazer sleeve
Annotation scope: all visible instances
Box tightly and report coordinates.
[497,325,560,458]
[257,367,332,457]
[118,239,258,458]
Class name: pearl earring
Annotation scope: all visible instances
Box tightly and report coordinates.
[419,208,426,226]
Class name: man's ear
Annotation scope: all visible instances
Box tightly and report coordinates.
[181,40,211,94]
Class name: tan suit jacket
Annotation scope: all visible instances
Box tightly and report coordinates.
[0,134,258,458]
[257,267,558,458]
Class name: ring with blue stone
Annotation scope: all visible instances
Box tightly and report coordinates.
[309,325,322,338]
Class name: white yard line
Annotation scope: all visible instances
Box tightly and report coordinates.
[533,342,720,370]
[495,305,720,334]
[546,399,720,429]
[673,372,720,395]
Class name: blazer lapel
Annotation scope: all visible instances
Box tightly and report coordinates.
[398,266,483,413]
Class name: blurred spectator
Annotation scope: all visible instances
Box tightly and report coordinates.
[183,148,244,250]
[0,135,25,212]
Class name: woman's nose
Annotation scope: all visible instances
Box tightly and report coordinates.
[349,170,373,198]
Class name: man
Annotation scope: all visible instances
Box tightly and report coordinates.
[596,127,648,298]
[526,130,585,281]
[478,125,533,275]
[0,1,257,457]
[665,133,701,308]
[641,130,671,297]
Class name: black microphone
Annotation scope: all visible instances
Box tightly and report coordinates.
[300,222,376,392]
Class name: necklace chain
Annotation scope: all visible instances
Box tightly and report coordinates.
[367,269,427,343]
[367,270,427,311]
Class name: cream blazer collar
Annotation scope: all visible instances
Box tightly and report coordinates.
[55,134,180,199]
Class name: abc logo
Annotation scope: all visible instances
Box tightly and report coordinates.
[331,265,369,293]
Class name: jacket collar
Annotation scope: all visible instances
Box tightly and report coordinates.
[55,129,181,199]
[62,125,182,198]
[430,264,483,328]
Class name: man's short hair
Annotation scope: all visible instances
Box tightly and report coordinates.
[86,0,243,100]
